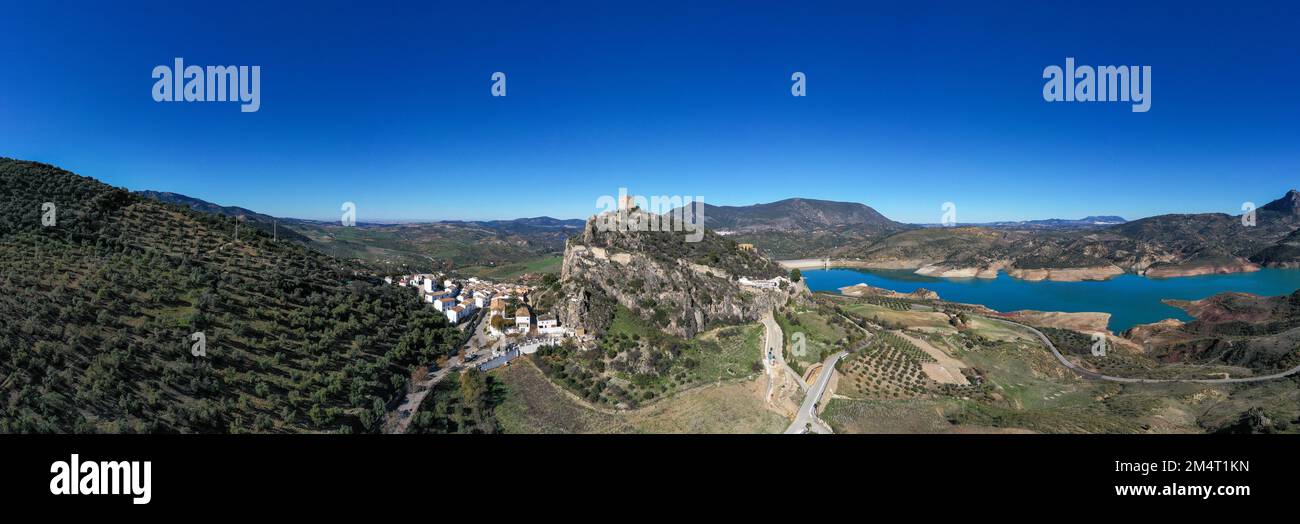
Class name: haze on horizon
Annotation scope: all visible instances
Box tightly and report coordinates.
[2,1,1297,223]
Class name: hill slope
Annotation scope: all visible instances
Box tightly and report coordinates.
[135,190,313,244]
[0,159,458,433]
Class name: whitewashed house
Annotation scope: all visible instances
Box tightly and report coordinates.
[738,276,783,289]
[514,307,531,330]
[537,314,558,329]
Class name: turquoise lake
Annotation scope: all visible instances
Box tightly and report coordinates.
[801,268,1300,332]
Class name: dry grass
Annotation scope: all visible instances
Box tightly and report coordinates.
[493,360,787,434]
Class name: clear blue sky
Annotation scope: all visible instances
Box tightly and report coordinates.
[2,1,1298,223]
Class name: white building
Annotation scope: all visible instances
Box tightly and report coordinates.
[537,314,567,335]
[434,297,456,312]
[738,276,783,290]
[514,307,531,330]
[446,306,467,323]
[537,314,558,329]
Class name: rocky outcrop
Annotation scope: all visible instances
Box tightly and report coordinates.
[914,263,1001,279]
[556,210,792,338]
[838,283,939,301]
[1005,265,1125,282]
[1120,318,1188,348]
[1141,258,1261,278]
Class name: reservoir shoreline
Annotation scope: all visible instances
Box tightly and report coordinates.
[778,258,1263,282]
[800,266,1300,333]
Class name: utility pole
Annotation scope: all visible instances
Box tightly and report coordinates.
[273,220,278,241]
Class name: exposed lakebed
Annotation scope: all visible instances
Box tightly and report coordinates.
[802,268,1300,332]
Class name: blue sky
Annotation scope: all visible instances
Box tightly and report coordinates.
[2,1,1298,223]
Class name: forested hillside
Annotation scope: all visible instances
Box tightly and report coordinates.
[0,159,459,433]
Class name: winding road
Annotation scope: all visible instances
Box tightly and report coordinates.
[981,316,1300,384]
[760,313,807,401]
[784,350,848,434]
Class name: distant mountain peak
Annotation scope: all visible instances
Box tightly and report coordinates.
[1080,215,1126,223]
[699,197,903,233]
[1261,189,1300,214]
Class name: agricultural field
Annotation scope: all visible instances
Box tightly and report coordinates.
[839,301,953,330]
[820,303,1272,434]
[774,300,860,374]
[834,332,935,399]
[459,255,562,281]
[491,360,786,434]
[822,398,962,433]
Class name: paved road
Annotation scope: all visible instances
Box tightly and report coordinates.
[982,316,1300,384]
[383,309,486,433]
[383,365,455,434]
[760,313,807,402]
[784,350,848,434]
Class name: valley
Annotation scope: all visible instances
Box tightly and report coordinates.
[5,158,1300,435]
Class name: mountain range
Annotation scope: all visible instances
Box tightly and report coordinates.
[960,216,1127,230]
[135,190,583,272]
[123,174,1300,281]
[711,191,1300,280]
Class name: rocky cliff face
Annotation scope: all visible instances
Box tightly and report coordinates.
[557,210,790,338]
